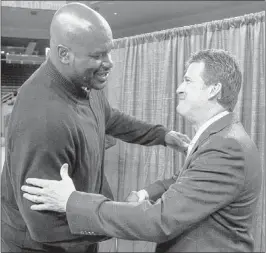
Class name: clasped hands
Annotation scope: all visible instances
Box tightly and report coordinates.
[21,164,148,212]
[21,131,190,212]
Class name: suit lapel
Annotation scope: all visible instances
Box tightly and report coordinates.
[181,112,239,170]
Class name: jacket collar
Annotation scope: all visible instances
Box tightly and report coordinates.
[44,58,88,99]
[186,112,239,161]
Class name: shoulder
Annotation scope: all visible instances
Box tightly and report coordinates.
[207,122,260,160]
[18,64,48,94]
[201,136,244,156]
[9,97,76,143]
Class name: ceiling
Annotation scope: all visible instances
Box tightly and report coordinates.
[1,1,264,47]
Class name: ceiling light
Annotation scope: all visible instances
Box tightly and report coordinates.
[114,12,117,15]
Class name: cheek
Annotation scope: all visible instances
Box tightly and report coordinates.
[87,59,102,70]
[75,59,101,73]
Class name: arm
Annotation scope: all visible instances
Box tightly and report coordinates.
[143,173,179,202]
[103,94,169,146]
[66,138,245,242]
[127,174,179,203]
[105,134,117,150]
[8,110,105,245]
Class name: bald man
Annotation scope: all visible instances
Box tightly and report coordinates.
[1,3,189,252]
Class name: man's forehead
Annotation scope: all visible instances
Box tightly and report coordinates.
[87,40,114,54]
[185,62,205,77]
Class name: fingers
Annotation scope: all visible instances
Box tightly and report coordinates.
[31,204,52,211]
[23,193,54,211]
[125,191,139,202]
[60,163,69,180]
[181,135,191,143]
[138,194,145,202]
[174,132,191,143]
[25,178,52,188]
[21,185,44,195]
[23,193,44,204]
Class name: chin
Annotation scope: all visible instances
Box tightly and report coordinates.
[176,105,184,116]
[92,81,107,90]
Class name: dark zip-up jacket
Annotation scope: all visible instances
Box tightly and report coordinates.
[1,59,169,252]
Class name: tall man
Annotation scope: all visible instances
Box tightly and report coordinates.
[1,3,189,253]
[22,49,262,252]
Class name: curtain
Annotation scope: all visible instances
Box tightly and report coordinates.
[100,12,265,252]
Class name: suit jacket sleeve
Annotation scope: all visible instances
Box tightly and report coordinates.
[103,93,170,146]
[143,173,179,202]
[66,137,245,243]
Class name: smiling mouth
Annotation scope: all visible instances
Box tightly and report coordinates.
[96,72,109,77]
[94,71,110,82]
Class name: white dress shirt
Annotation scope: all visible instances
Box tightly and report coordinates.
[186,111,229,158]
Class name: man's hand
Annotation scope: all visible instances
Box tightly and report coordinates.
[21,164,75,213]
[125,190,149,202]
[164,131,190,153]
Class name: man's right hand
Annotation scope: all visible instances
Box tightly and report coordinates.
[125,190,149,202]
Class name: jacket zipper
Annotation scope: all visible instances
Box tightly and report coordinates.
[87,91,100,136]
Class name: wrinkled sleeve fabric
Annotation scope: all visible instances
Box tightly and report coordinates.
[143,173,179,202]
[8,110,83,243]
[66,138,245,243]
[103,94,169,146]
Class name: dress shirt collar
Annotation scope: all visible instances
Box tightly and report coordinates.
[187,110,230,157]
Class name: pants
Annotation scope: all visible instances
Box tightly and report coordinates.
[1,239,98,253]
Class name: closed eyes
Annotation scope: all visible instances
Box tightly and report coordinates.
[89,52,108,60]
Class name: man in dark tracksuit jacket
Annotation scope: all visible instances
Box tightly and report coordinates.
[1,58,171,252]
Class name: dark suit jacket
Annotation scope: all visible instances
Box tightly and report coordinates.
[66,113,262,252]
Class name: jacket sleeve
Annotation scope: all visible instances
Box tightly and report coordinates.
[143,173,179,202]
[66,138,245,243]
[7,109,107,245]
[103,93,169,146]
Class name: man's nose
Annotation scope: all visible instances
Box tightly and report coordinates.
[176,82,185,94]
[102,54,113,69]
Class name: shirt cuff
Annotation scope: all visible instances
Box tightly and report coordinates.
[138,189,149,201]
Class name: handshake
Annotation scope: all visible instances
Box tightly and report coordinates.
[125,189,149,202]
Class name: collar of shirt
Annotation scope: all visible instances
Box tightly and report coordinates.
[186,111,230,158]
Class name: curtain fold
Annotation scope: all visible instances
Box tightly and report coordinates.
[100,11,265,252]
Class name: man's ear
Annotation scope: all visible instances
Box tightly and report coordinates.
[57,45,70,64]
[209,82,222,100]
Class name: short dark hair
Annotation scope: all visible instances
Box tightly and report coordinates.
[186,49,242,112]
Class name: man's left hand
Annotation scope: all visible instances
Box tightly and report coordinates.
[164,131,191,153]
[21,164,75,213]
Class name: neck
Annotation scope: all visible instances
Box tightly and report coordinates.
[45,57,88,99]
[192,107,227,132]
[49,57,72,82]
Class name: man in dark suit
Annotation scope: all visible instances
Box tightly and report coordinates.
[22,49,262,252]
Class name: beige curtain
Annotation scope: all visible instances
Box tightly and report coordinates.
[100,12,265,252]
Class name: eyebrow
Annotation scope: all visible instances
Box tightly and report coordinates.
[183,76,192,81]
[90,45,114,55]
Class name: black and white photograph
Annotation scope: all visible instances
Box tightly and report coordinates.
[1,1,265,252]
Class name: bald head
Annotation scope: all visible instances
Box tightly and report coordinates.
[48,3,114,91]
[50,2,112,51]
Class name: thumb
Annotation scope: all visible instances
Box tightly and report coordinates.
[60,163,70,180]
